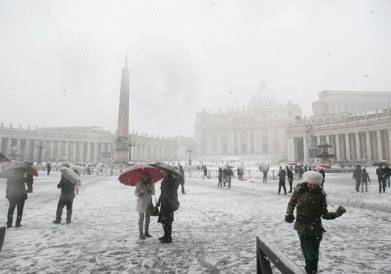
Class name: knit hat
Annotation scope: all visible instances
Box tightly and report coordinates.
[303,171,323,186]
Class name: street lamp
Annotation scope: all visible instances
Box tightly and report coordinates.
[36,141,45,164]
[186,149,192,166]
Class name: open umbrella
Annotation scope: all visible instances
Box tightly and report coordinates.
[118,164,163,187]
[150,162,184,179]
[59,167,81,186]
[0,161,35,178]
[0,153,11,163]
[70,165,85,175]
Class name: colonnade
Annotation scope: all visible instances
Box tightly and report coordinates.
[289,128,391,162]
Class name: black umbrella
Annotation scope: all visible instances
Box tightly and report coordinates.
[150,162,184,179]
[0,161,34,178]
[0,153,11,163]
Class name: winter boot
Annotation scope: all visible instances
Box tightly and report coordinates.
[160,223,172,243]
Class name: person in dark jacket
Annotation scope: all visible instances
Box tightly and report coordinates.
[361,168,370,192]
[46,163,52,175]
[25,172,34,193]
[157,171,179,243]
[376,165,386,193]
[6,172,28,228]
[226,167,234,189]
[286,166,294,193]
[285,171,346,274]
[217,168,223,187]
[353,165,362,192]
[278,167,287,194]
[178,165,186,194]
[53,176,75,224]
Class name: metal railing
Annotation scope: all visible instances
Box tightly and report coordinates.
[256,236,305,274]
[0,227,5,252]
[185,170,280,179]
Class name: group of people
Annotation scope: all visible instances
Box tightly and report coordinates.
[5,163,79,228]
[135,170,179,244]
[353,164,390,193]
[217,167,234,189]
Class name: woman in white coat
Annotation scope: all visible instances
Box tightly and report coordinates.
[135,171,155,239]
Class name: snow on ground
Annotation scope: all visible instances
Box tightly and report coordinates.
[0,167,390,273]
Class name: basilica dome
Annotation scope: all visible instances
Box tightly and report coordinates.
[248,82,279,109]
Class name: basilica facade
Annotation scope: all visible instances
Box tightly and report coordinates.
[194,86,301,161]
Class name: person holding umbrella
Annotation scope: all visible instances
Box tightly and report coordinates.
[53,164,78,224]
[135,170,155,240]
[157,171,179,244]
[5,171,28,228]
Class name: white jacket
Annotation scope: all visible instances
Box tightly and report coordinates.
[135,181,155,213]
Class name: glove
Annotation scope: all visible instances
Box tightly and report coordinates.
[138,192,144,197]
[285,214,295,223]
[335,206,346,217]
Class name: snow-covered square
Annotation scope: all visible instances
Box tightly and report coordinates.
[1,168,390,273]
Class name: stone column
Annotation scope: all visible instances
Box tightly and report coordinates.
[377,130,383,160]
[316,135,320,146]
[268,130,273,155]
[247,129,251,155]
[303,136,308,163]
[388,129,391,161]
[72,142,77,162]
[237,130,241,154]
[87,142,92,162]
[254,129,258,154]
[290,138,295,161]
[335,134,341,161]
[355,132,361,160]
[345,133,351,161]
[326,135,330,146]
[218,130,222,155]
[0,138,2,153]
[65,141,70,161]
[366,132,372,161]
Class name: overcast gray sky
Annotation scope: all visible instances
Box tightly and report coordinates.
[1,0,390,137]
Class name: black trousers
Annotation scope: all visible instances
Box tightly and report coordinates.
[7,198,25,226]
[278,179,287,194]
[288,178,293,192]
[56,198,73,222]
[378,178,386,193]
[162,221,172,239]
[299,233,323,274]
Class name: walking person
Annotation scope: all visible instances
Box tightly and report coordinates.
[26,172,34,193]
[202,165,209,179]
[361,168,370,192]
[46,163,51,175]
[278,166,287,194]
[286,166,294,193]
[6,172,28,228]
[384,164,391,188]
[285,171,346,274]
[376,165,386,193]
[135,171,155,240]
[178,165,186,194]
[226,167,234,189]
[53,174,76,224]
[353,165,362,192]
[217,167,223,187]
[157,171,179,243]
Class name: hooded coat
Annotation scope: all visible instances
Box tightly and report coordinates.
[158,174,178,223]
[286,183,338,236]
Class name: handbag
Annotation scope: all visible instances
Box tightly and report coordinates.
[147,197,160,216]
[165,193,180,212]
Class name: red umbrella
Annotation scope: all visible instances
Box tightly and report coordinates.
[30,167,38,177]
[118,164,163,187]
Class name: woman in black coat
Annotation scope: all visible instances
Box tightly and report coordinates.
[157,171,178,243]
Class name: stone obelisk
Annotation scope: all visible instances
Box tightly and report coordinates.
[115,57,130,162]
